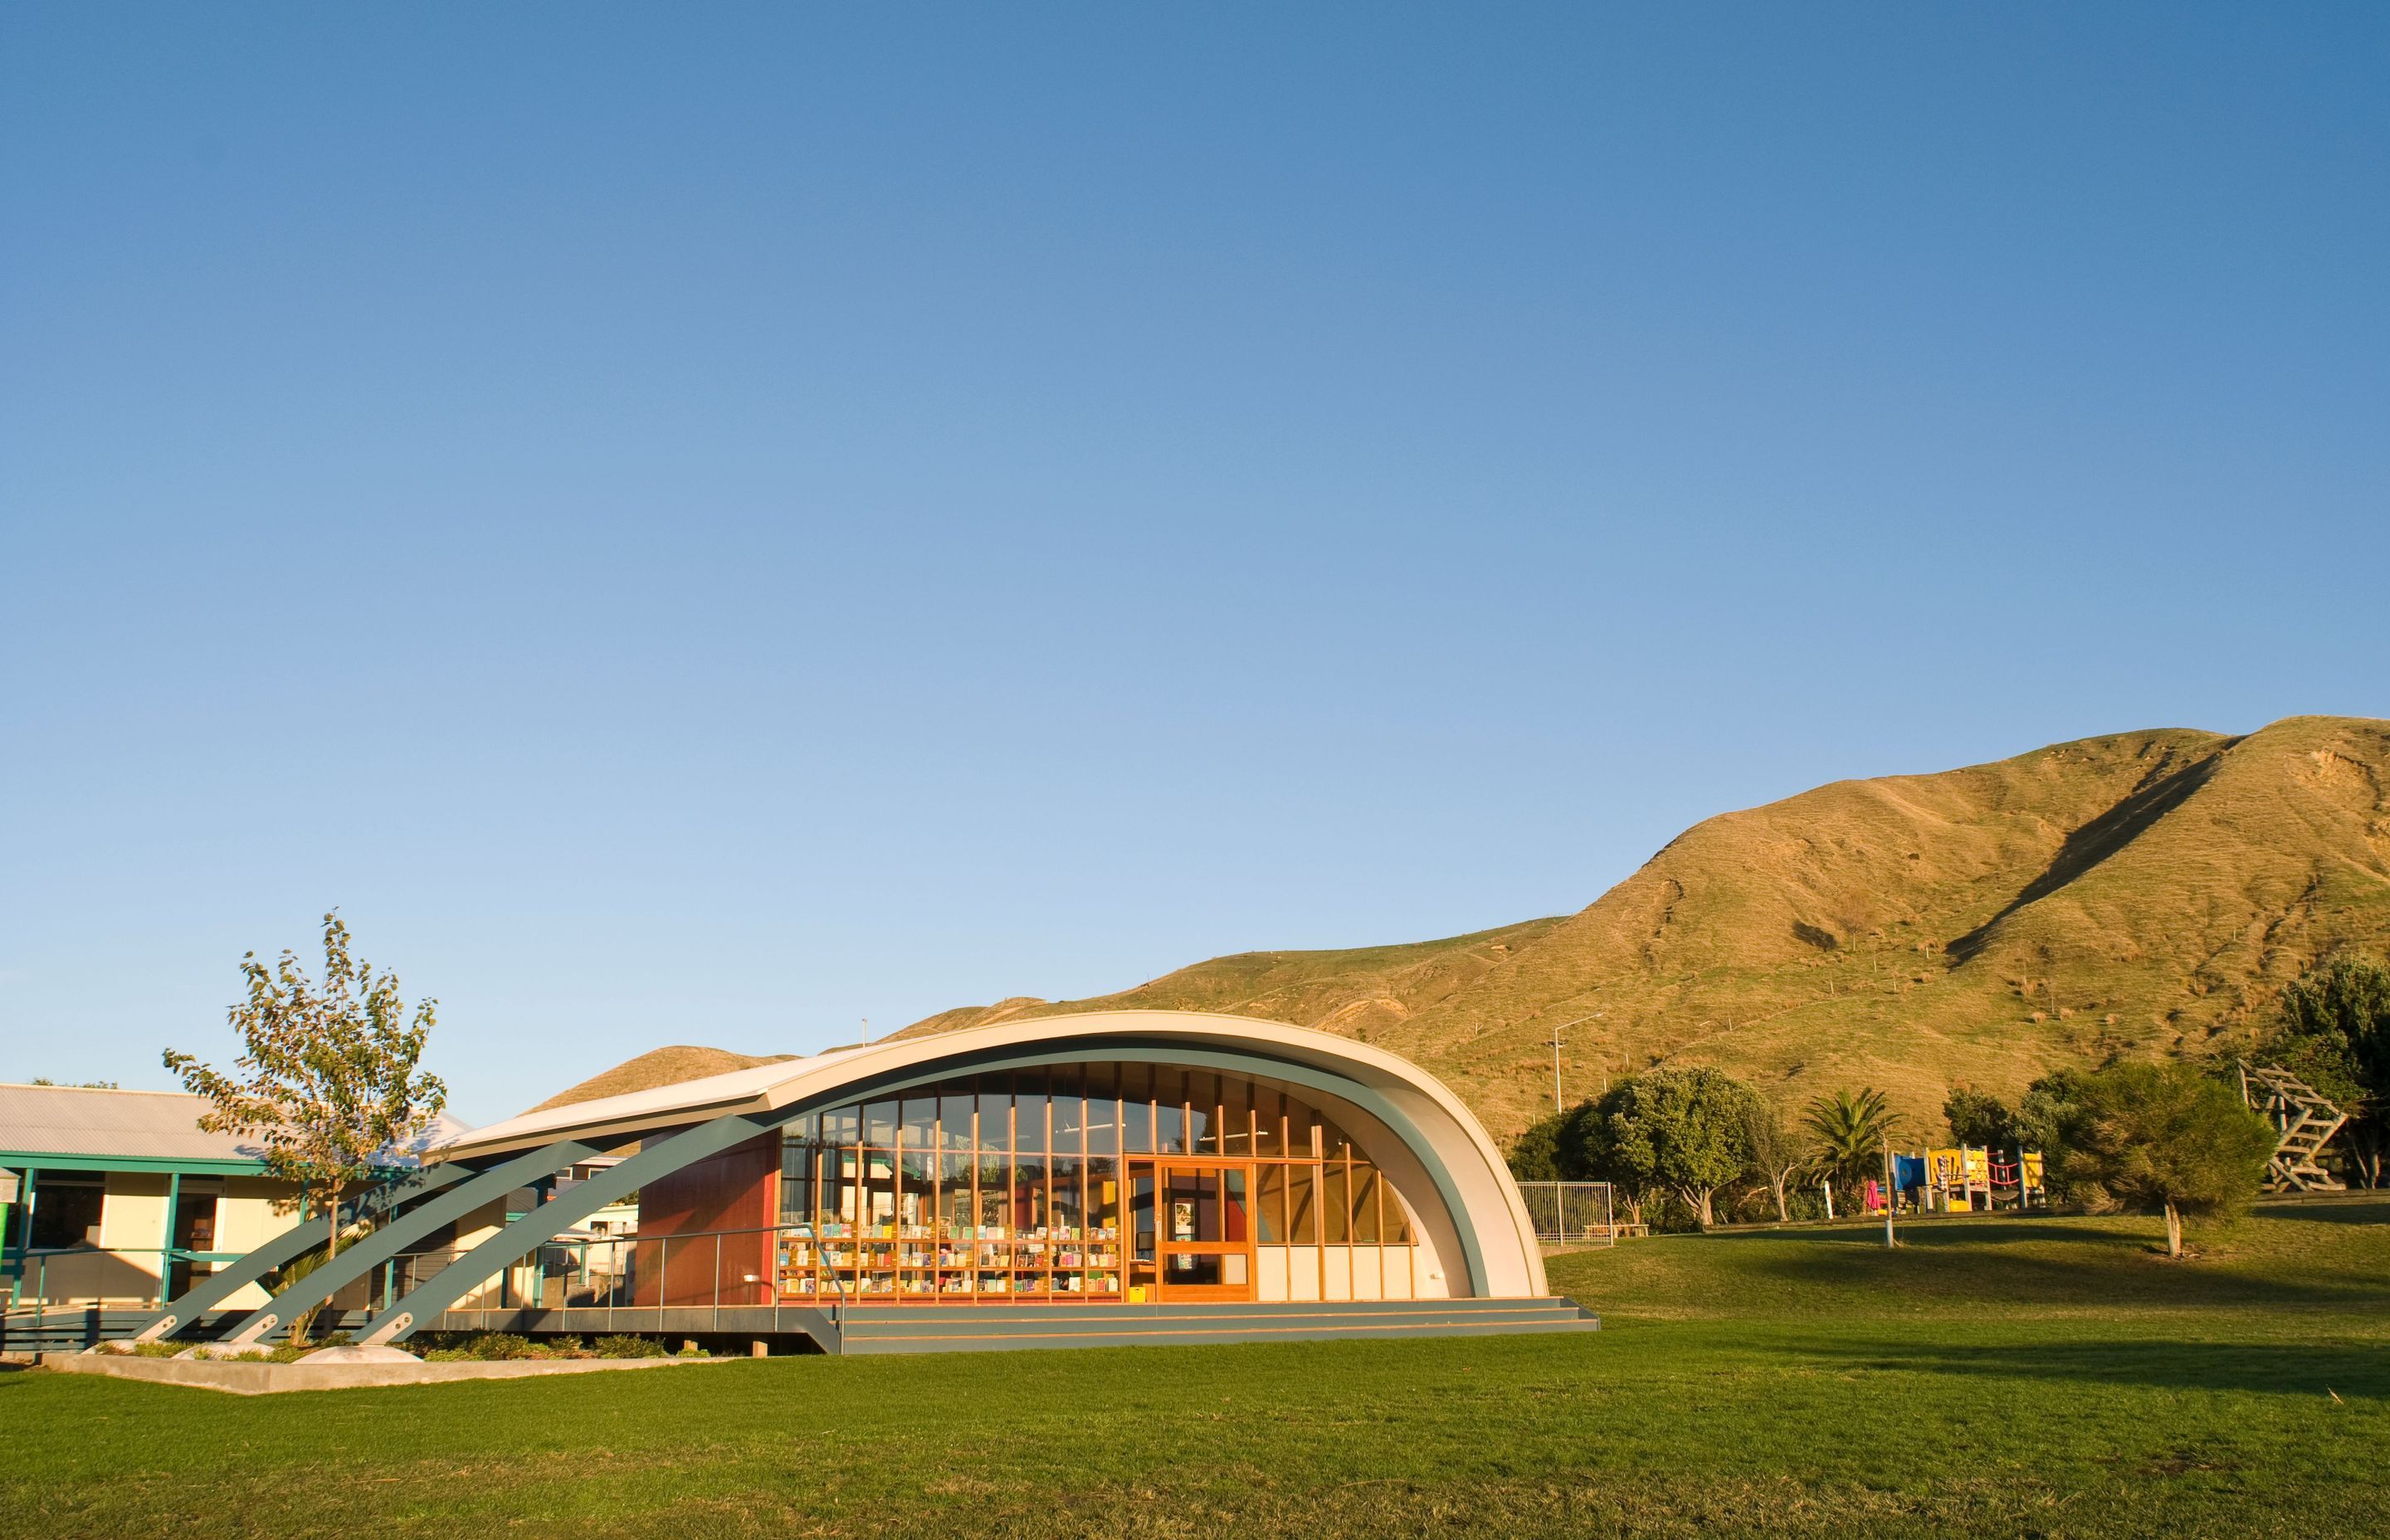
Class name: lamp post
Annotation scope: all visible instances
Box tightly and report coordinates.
[1544,1012,1606,1115]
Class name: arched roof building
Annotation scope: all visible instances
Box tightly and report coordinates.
[140,1011,1594,1354]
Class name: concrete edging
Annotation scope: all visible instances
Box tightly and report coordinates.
[48,1352,735,1395]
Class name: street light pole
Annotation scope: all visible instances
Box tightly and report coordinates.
[1542,1011,1607,1116]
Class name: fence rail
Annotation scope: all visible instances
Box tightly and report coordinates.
[1519,1182,1618,1245]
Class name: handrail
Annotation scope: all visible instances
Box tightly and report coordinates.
[354,1218,1061,1351]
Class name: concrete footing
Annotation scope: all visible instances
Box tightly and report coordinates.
[46,1352,732,1395]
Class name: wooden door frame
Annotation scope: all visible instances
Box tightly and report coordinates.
[1137,1157,1256,1302]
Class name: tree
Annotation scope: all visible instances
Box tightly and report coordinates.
[1802,1087,1902,1199]
[1741,1099,1807,1224]
[1944,1086,2020,1148]
[163,912,446,1340]
[2270,953,2390,1187]
[2046,1063,2274,1258]
[1593,1068,1761,1229]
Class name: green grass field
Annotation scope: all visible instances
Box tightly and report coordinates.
[6,1200,2385,1538]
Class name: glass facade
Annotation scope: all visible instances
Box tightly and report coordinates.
[772,1064,1420,1301]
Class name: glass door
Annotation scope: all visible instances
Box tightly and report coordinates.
[1153,1162,1255,1301]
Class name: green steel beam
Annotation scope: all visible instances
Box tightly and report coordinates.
[127,1162,475,1343]
[359,1114,778,1344]
[221,1139,602,1347]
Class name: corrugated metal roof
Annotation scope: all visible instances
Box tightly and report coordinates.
[0,1083,271,1163]
[0,1084,477,1167]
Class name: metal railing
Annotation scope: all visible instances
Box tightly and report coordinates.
[369,1218,1132,1335]
[1519,1182,1618,1245]
[2,1246,251,1329]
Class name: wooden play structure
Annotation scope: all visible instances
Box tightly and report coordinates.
[2236,1061,2349,1192]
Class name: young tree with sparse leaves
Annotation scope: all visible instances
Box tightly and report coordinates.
[1742,1098,1807,1224]
[163,912,446,1338]
[2046,1063,2274,1258]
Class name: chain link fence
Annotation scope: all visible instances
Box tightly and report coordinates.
[1519,1181,1617,1245]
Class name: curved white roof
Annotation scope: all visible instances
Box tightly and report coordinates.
[444,1010,1548,1297]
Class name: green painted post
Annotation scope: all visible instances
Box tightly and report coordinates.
[0,1166,17,1310]
[8,1169,37,1310]
[159,1172,182,1308]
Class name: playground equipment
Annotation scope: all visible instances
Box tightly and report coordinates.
[1890,1145,2046,1213]
[2236,1061,2348,1192]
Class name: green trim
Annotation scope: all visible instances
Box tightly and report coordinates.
[0,1154,269,1176]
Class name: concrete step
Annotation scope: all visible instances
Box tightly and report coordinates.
[829,1296,1599,1355]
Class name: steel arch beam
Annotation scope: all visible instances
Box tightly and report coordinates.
[360,1114,777,1344]
[128,1163,475,1343]
[220,1138,601,1347]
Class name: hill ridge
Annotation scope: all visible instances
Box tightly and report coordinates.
[534,715,2390,1142]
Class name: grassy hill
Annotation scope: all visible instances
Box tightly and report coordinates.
[526,1045,793,1113]
[893,715,2390,1143]
[534,715,2390,1145]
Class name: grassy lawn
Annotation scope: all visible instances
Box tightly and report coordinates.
[5,1199,2385,1538]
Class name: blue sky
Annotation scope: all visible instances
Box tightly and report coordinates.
[5,4,2386,1123]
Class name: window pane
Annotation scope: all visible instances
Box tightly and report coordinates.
[829,1148,861,1228]
[1088,1157,1121,1240]
[1154,1066,1188,1153]
[1252,1086,1282,1158]
[1287,1164,1318,1245]
[1049,1066,1085,1153]
[29,1186,102,1243]
[976,1157,1010,1234]
[1012,1156,1049,1234]
[1015,1069,1050,1155]
[1256,1163,1286,1243]
[938,1153,973,1239]
[1083,1064,1119,1156]
[1119,1064,1154,1152]
[1187,1070,1215,1155]
[900,1096,936,1150]
[1385,1183,1414,1245]
[1351,1162,1382,1244]
[779,1143,814,1223]
[978,1077,1014,1154]
[1324,1163,1350,1245]
[822,1104,860,1146]
[864,1148,897,1231]
[1050,1156,1085,1235]
[939,1084,975,1152]
[1219,1076,1253,1154]
[862,1099,899,1147]
[900,1149,934,1233]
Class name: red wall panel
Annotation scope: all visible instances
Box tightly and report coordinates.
[632,1133,778,1307]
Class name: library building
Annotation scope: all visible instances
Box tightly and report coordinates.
[133,1009,1594,1356]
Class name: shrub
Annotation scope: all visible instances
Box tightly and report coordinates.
[2046,1063,2275,1256]
[593,1333,668,1359]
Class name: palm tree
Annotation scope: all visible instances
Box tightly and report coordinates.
[1802,1088,1903,1202]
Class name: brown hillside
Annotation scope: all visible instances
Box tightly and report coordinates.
[895,716,2390,1143]
[526,1045,795,1114]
